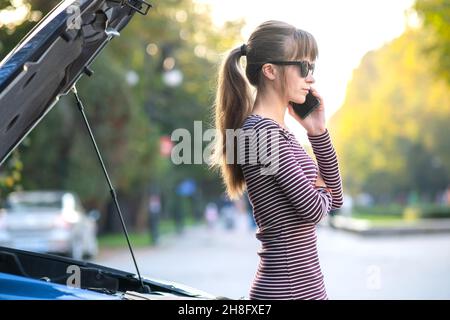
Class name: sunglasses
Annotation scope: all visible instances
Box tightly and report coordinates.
[267,60,315,78]
[249,60,315,78]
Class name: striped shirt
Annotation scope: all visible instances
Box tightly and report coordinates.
[240,114,343,300]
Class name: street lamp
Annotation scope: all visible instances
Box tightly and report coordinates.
[125,70,139,87]
[162,69,183,87]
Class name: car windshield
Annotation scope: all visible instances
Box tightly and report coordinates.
[6,193,63,212]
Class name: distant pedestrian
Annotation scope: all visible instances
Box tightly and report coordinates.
[444,185,450,206]
[148,194,161,245]
[243,192,257,231]
[221,202,236,231]
[204,202,219,230]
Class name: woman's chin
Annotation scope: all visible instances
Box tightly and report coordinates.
[292,96,306,104]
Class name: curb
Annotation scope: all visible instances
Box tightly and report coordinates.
[327,215,450,236]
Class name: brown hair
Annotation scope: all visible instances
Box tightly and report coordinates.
[211,20,318,199]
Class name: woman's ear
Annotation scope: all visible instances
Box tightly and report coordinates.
[261,63,277,81]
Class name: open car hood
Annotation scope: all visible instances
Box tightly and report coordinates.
[0,246,219,299]
[0,0,151,166]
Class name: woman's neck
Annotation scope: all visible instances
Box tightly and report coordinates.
[252,89,287,129]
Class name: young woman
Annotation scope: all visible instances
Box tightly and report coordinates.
[212,20,343,300]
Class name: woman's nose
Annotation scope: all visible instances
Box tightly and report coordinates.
[306,73,315,83]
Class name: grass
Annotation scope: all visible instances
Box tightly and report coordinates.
[347,204,450,227]
[98,232,154,248]
[349,213,406,226]
[98,216,202,249]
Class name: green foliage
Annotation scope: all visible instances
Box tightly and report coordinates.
[0,150,23,205]
[329,27,450,201]
[350,203,450,220]
[98,215,200,248]
[0,1,58,60]
[0,0,243,230]
[352,204,405,217]
[414,0,450,83]
[405,203,450,219]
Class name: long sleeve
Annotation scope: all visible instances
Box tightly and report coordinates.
[308,130,344,210]
[260,124,333,224]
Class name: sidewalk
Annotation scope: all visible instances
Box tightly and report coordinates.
[94,221,450,299]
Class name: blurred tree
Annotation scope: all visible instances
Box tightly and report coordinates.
[0,0,243,230]
[0,150,23,205]
[329,27,449,202]
[103,0,245,225]
[0,0,58,59]
[414,0,450,84]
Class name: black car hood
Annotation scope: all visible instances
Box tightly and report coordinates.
[0,246,219,299]
[0,0,150,166]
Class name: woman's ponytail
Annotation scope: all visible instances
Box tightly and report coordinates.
[211,45,252,199]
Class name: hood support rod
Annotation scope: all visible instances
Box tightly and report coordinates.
[71,86,150,294]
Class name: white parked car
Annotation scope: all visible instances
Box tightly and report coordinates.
[0,191,99,260]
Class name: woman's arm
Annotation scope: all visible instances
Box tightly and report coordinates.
[287,88,344,210]
[308,130,344,210]
[258,123,333,224]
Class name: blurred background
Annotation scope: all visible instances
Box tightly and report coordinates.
[0,0,449,299]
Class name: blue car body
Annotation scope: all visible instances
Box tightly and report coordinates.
[0,272,119,300]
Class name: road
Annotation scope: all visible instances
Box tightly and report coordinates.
[94,215,450,300]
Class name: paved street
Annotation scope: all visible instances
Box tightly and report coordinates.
[94,215,450,300]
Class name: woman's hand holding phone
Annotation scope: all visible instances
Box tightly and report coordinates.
[288,88,327,136]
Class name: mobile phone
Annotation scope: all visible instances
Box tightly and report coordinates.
[291,91,320,119]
